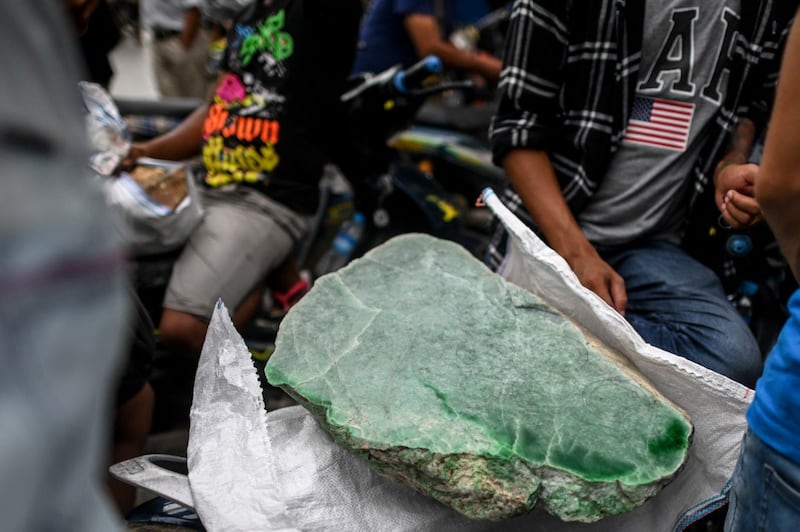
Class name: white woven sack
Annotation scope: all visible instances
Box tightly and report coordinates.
[186,191,753,531]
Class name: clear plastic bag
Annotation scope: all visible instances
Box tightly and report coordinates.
[80,82,203,254]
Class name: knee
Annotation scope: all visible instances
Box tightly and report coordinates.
[158,309,208,359]
[691,321,763,388]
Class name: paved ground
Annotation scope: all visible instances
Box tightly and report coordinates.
[110,33,159,100]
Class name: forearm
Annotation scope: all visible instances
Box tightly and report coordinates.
[757,18,800,280]
[422,40,501,81]
[404,14,501,81]
[759,166,800,282]
[714,118,756,184]
[503,149,627,312]
[180,8,201,48]
[142,103,208,161]
[503,150,596,264]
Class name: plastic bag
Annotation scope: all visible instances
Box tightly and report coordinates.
[102,159,204,255]
[80,81,132,176]
[80,82,203,255]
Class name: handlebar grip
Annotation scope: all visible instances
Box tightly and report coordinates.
[393,56,443,94]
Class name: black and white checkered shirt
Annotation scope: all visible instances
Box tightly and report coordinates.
[486,0,796,270]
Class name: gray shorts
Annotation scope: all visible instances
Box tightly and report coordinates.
[164,186,312,319]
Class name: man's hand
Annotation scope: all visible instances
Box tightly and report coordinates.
[119,142,150,171]
[404,14,502,82]
[567,250,628,315]
[715,162,762,228]
[503,148,628,315]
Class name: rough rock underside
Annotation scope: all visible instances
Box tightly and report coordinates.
[265,234,692,522]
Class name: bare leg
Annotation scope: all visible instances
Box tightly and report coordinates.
[268,256,302,294]
[268,257,309,311]
[159,283,265,358]
[233,286,263,329]
[159,309,209,358]
[108,383,155,517]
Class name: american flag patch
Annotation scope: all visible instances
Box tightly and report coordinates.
[623,97,695,151]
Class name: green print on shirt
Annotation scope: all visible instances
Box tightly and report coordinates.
[240,9,294,66]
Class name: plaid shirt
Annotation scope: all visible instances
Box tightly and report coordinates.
[486,0,796,270]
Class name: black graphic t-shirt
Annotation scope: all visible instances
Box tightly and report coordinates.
[202,0,361,213]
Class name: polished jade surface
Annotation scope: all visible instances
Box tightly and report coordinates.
[265,234,692,522]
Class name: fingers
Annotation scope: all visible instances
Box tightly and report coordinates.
[119,155,135,170]
[577,265,628,316]
[720,163,758,191]
[118,144,146,172]
[591,273,627,315]
[609,276,628,316]
[715,163,763,229]
[721,189,763,228]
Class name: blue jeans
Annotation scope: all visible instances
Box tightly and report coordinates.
[598,240,762,388]
[725,428,800,531]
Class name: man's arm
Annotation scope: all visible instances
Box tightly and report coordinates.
[122,73,227,165]
[180,7,201,48]
[490,1,625,312]
[137,102,208,160]
[714,118,762,228]
[503,149,628,314]
[757,23,800,281]
[403,13,501,81]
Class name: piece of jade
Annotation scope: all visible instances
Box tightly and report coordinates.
[265,234,692,522]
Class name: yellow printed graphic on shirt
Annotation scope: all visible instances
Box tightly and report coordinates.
[202,136,280,187]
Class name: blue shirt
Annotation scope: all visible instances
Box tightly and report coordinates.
[352,0,454,74]
[453,0,491,25]
[747,289,800,464]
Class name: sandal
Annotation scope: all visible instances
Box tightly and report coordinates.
[272,278,310,312]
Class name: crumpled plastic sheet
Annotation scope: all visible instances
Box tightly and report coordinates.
[79,81,131,176]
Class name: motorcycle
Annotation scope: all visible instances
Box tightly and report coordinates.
[332,55,490,261]
[375,6,512,244]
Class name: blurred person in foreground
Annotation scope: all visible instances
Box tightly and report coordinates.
[70,0,157,518]
[0,0,130,529]
[487,0,798,388]
[724,14,800,531]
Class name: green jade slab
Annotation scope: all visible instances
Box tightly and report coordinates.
[266,234,692,522]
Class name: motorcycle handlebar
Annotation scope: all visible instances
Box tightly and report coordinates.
[342,55,464,103]
[392,55,442,94]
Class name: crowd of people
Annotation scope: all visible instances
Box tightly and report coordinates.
[1,0,798,528]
